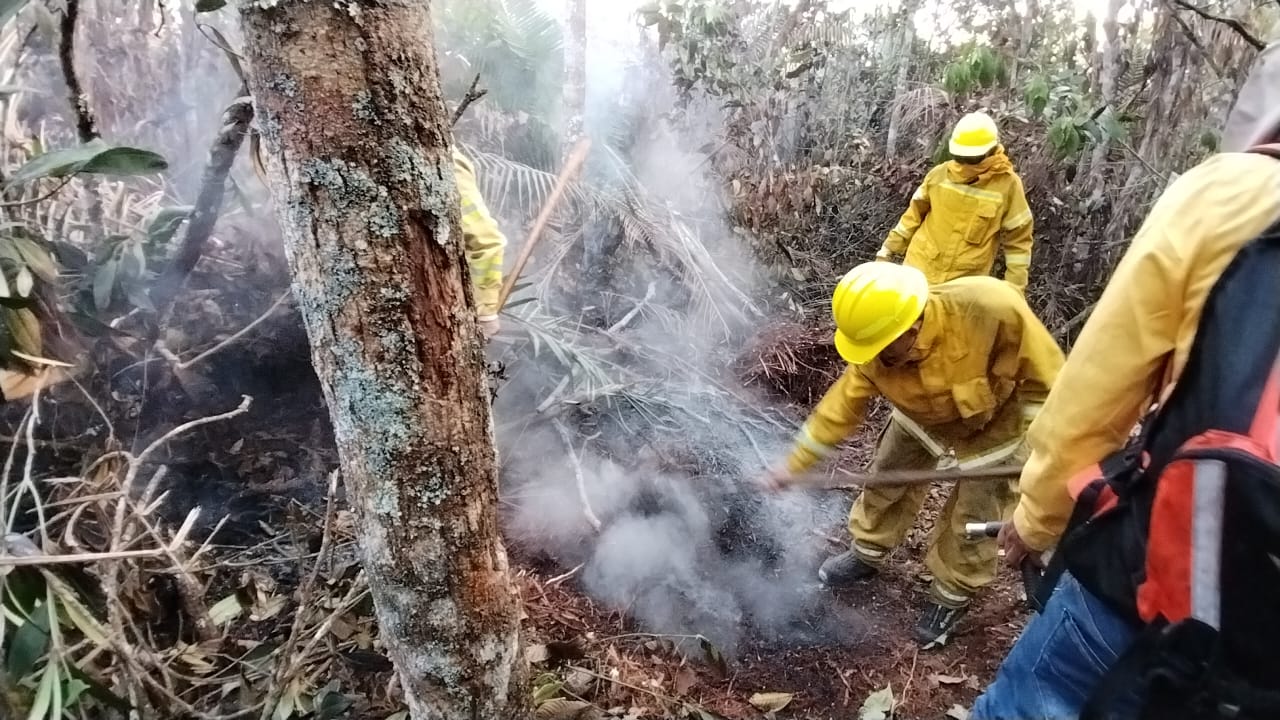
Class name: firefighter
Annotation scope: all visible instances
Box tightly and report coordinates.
[877,112,1035,294]
[764,262,1064,647]
[453,148,507,337]
[971,43,1280,720]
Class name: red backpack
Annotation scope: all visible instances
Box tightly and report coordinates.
[1042,147,1280,720]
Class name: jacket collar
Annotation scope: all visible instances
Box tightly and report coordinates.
[905,297,940,364]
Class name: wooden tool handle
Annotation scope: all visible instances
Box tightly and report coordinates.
[496,138,592,312]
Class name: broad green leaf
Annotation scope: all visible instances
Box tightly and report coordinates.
[80,146,169,176]
[15,265,32,297]
[93,259,117,312]
[7,140,167,187]
[145,206,193,247]
[0,266,12,298]
[6,602,50,677]
[62,677,89,709]
[64,664,130,712]
[47,578,109,647]
[119,243,143,282]
[315,682,351,720]
[126,286,155,312]
[195,0,226,10]
[5,307,40,357]
[9,233,56,281]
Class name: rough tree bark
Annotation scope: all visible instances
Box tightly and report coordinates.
[564,0,586,146]
[883,0,919,159]
[1086,0,1126,203]
[237,2,526,718]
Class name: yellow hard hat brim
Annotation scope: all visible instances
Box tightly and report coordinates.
[949,138,997,157]
[834,329,881,365]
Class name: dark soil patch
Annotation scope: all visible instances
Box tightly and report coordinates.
[521,485,1027,719]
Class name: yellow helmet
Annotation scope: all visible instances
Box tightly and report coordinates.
[949,112,999,157]
[831,263,929,365]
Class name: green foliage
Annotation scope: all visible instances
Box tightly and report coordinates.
[435,0,564,120]
[942,62,972,95]
[2,570,125,719]
[1048,115,1086,161]
[146,205,193,247]
[1024,76,1050,117]
[942,45,1005,96]
[7,140,167,187]
[642,0,748,100]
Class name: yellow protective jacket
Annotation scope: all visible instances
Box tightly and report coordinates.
[878,149,1035,294]
[1013,152,1280,551]
[787,277,1063,473]
[453,149,507,317]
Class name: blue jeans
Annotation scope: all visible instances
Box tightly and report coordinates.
[971,572,1140,720]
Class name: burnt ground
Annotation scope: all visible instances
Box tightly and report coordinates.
[519,482,1027,720]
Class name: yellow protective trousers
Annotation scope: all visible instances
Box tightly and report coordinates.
[848,420,1018,607]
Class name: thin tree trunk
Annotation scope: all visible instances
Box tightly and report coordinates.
[1087,0,1125,201]
[238,3,526,719]
[564,0,586,145]
[883,0,918,158]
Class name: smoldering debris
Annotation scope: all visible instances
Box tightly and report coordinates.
[499,418,866,656]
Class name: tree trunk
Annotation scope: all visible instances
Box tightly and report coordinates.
[564,0,586,145]
[238,3,526,719]
[883,0,919,158]
[1086,0,1125,201]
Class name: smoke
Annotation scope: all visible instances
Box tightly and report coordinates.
[480,2,866,655]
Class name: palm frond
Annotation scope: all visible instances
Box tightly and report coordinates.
[464,144,760,334]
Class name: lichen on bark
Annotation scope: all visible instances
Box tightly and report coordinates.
[238,1,526,717]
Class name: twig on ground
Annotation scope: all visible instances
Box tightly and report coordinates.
[157,290,292,370]
[547,563,584,587]
[607,281,657,333]
[258,469,341,720]
[552,418,603,532]
[899,647,920,714]
[450,72,488,127]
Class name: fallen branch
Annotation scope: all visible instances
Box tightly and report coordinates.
[1167,0,1265,50]
[450,72,488,127]
[497,137,592,311]
[156,289,292,370]
[57,0,103,243]
[58,0,97,142]
[607,281,657,333]
[552,418,602,532]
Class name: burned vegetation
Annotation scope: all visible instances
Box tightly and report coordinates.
[0,0,1271,719]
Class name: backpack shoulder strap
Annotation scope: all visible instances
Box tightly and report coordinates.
[1248,143,1280,160]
